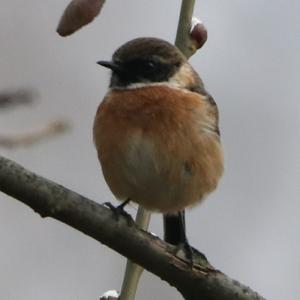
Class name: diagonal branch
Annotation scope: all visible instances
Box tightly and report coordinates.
[0,155,266,300]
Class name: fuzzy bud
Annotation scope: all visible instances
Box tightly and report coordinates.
[57,0,105,37]
[190,17,208,49]
[99,290,119,300]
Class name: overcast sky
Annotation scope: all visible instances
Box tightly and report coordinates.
[1,1,300,299]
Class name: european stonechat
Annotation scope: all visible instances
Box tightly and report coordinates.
[93,37,223,248]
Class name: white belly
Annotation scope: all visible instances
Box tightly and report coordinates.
[102,132,206,213]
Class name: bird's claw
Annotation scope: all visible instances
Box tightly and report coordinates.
[179,241,195,267]
[103,201,134,225]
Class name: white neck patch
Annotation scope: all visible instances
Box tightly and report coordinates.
[110,62,195,92]
[112,81,182,91]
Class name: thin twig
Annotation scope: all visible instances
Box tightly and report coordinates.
[119,207,151,300]
[175,0,196,58]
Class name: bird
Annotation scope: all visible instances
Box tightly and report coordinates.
[93,37,224,252]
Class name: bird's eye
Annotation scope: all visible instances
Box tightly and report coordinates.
[144,60,158,71]
[146,61,155,68]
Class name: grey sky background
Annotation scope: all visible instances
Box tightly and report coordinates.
[1,1,299,299]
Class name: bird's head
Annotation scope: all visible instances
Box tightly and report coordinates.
[97,37,198,89]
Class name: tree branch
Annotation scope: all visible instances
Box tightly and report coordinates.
[0,155,266,300]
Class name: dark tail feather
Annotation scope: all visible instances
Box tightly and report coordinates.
[163,210,186,245]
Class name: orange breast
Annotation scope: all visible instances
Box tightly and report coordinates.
[93,85,223,213]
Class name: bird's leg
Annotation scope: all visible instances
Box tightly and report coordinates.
[164,210,194,265]
[164,210,185,244]
[178,210,194,265]
[104,198,133,223]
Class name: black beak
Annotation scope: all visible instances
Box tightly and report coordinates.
[97,60,123,73]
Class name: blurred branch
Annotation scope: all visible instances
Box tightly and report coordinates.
[0,89,35,109]
[0,156,266,300]
[0,120,69,148]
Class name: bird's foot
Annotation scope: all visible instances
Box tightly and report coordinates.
[104,199,134,224]
[177,241,195,267]
[174,242,210,269]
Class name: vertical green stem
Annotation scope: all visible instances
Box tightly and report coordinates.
[119,207,151,300]
[175,0,196,58]
[118,1,196,299]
